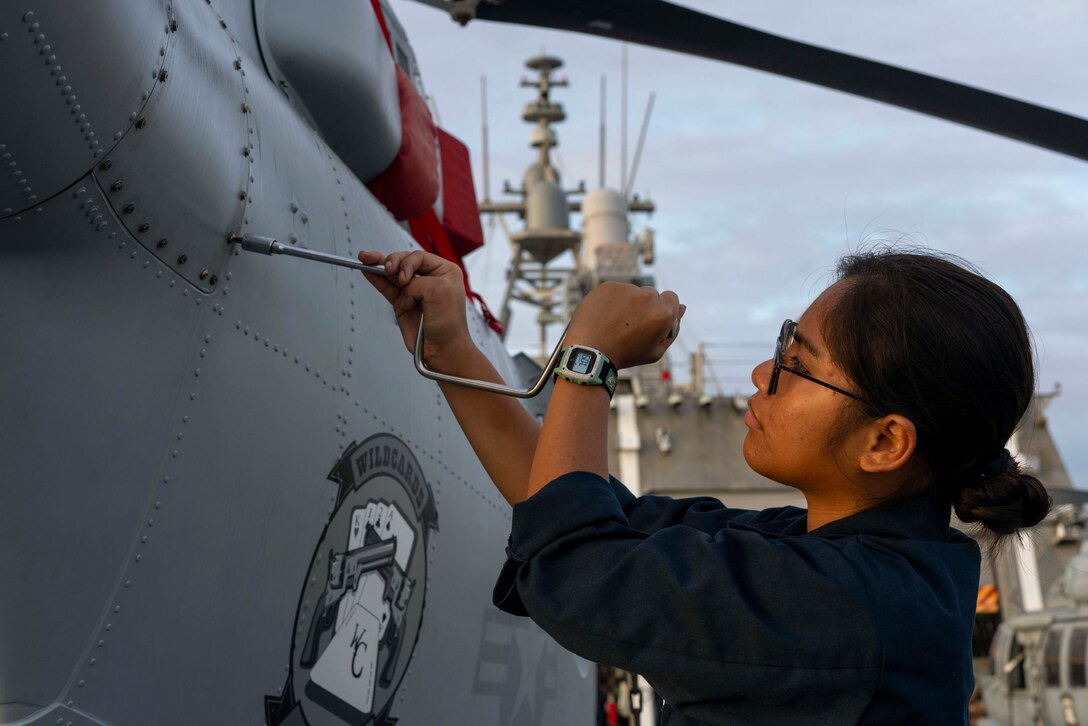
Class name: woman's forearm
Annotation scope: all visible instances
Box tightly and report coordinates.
[528,377,609,498]
[434,343,542,506]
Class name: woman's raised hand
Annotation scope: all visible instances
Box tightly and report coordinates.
[358,250,475,371]
[564,281,686,369]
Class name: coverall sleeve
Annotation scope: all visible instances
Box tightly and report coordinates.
[493,472,882,717]
[606,475,770,536]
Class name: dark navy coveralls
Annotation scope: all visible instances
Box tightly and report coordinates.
[494,472,981,725]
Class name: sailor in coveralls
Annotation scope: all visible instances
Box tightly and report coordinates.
[361,246,1049,725]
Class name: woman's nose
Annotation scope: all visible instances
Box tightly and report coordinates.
[752,359,773,393]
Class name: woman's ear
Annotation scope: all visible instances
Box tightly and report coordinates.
[858,414,917,474]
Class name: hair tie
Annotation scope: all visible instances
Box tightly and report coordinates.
[978,449,1012,482]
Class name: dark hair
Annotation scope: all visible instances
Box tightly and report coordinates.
[823,247,1050,539]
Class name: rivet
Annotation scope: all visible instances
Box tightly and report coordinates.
[233,58,241,70]
[199,267,209,279]
[78,680,85,687]
[238,190,246,200]
[242,147,250,157]
[158,69,168,82]
[114,605,121,613]
[123,203,135,214]
[138,222,150,233]
[99,159,112,171]
[105,623,112,630]
[135,116,147,129]
[170,19,178,32]
[241,102,249,113]
[209,275,218,286]
[157,238,168,249]
[177,254,187,265]
[219,18,227,28]
[135,554,142,562]
[124,580,131,588]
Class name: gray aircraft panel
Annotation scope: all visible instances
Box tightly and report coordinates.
[17,703,111,726]
[69,302,344,724]
[255,0,402,185]
[0,3,165,214]
[92,0,249,293]
[0,181,214,709]
[207,0,265,73]
[1,1,596,723]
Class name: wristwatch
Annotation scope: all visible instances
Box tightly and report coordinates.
[553,345,619,399]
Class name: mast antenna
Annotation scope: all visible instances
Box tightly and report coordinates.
[481,75,491,202]
[626,92,656,196]
[599,75,607,189]
[620,44,628,199]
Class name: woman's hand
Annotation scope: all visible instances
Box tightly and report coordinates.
[358,250,476,371]
[563,281,686,369]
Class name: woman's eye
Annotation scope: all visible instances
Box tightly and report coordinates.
[785,355,809,374]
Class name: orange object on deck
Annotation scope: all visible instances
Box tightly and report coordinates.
[976,585,999,614]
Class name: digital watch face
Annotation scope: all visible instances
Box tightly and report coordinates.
[570,349,596,375]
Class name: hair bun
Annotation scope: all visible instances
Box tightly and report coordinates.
[953,463,1051,535]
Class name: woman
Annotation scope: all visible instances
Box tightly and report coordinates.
[359,246,1049,724]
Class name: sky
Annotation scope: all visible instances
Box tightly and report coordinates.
[390,0,1088,488]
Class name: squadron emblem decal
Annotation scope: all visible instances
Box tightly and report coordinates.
[266,434,439,726]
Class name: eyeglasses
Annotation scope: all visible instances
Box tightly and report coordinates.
[769,319,870,404]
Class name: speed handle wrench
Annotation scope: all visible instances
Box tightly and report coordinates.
[234,234,565,398]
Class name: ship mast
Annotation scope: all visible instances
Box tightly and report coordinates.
[480,56,584,362]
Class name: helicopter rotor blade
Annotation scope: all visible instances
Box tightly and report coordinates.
[466,0,1088,162]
